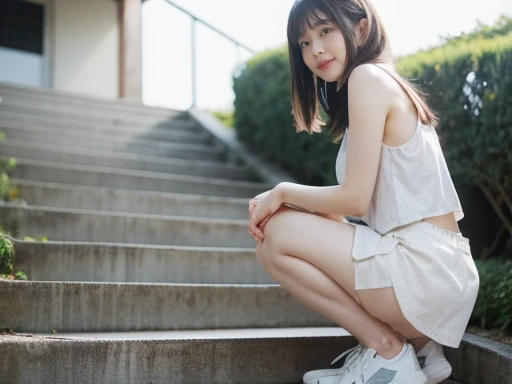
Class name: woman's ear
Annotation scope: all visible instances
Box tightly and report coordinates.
[356,18,369,46]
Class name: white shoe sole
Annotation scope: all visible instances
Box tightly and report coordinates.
[423,359,452,384]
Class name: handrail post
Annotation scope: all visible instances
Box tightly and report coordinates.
[161,0,255,110]
[191,17,197,108]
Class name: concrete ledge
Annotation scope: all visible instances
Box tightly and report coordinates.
[10,159,269,198]
[0,204,254,247]
[2,329,502,384]
[14,241,273,284]
[0,329,355,384]
[189,108,296,185]
[446,333,512,384]
[12,180,250,219]
[0,281,334,332]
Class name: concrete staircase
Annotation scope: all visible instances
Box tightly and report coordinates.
[0,83,355,383]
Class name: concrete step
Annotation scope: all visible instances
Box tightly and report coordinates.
[0,280,333,332]
[0,203,254,247]
[0,107,200,133]
[12,180,250,219]
[9,159,267,198]
[1,140,254,181]
[0,91,190,126]
[14,241,273,284]
[0,328,354,384]
[0,98,197,132]
[0,125,223,161]
[0,81,185,118]
[0,112,209,143]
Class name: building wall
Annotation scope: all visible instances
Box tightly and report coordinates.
[53,0,119,98]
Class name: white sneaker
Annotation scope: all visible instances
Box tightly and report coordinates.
[416,340,452,384]
[317,343,426,384]
[303,340,450,384]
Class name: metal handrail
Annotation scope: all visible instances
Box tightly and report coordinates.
[162,0,256,108]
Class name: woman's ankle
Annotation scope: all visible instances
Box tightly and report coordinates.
[369,335,404,360]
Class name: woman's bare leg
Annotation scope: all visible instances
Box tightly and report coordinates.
[256,208,426,359]
[356,288,430,352]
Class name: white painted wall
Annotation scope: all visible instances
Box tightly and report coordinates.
[53,0,119,98]
[0,47,44,87]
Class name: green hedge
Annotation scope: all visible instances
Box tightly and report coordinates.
[396,31,512,259]
[471,259,512,333]
[233,48,340,186]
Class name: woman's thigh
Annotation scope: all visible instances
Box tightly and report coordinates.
[261,208,359,300]
[261,208,423,337]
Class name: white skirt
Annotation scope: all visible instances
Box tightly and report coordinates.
[350,221,480,348]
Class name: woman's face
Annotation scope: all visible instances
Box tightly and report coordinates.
[297,13,348,83]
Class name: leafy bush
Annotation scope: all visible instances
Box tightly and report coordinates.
[211,109,235,128]
[0,233,26,280]
[233,47,340,185]
[471,259,512,333]
[437,15,512,47]
[0,132,17,201]
[396,30,512,258]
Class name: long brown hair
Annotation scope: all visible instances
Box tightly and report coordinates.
[287,0,438,141]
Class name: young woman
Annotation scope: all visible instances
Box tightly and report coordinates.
[247,0,480,383]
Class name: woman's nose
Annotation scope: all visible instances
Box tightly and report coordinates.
[312,41,325,56]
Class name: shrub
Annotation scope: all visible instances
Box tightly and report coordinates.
[211,109,235,128]
[396,31,512,258]
[233,47,340,185]
[0,233,26,280]
[0,132,17,201]
[471,259,512,333]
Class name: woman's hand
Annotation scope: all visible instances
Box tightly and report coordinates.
[248,188,283,242]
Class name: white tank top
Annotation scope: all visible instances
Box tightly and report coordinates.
[335,116,464,234]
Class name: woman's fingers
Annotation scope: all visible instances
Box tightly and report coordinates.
[248,215,264,241]
[248,199,258,214]
[259,215,271,233]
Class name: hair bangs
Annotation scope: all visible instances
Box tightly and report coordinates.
[287,0,333,45]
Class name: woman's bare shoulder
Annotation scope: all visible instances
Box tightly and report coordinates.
[348,63,399,96]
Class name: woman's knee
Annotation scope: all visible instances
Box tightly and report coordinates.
[255,234,280,268]
[263,209,300,247]
[255,211,295,270]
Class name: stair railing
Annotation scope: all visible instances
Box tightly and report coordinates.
[162,0,256,108]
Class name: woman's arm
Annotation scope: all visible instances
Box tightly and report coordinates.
[282,203,347,222]
[248,64,393,241]
[275,64,392,217]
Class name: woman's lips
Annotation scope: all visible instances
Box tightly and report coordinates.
[318,59,334,70]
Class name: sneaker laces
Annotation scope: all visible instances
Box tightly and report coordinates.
[331,344,367,367]
[344,348,376,381]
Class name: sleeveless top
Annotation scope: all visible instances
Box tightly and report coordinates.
[335,116,464,235]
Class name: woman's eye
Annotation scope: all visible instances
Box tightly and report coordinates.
[299,41,309,49]
[321,28,332,35]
